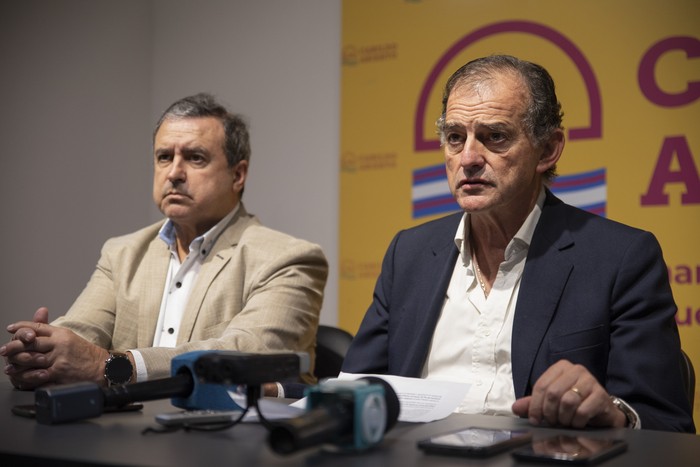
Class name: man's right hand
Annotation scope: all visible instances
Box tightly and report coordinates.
[1,307,109,390]
[2,307,50,389]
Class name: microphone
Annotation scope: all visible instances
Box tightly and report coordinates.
[175,350,309,411]
[268,376,400,454]
[34,350,309,424]
[34,371,194,425]
[193,350,310,386]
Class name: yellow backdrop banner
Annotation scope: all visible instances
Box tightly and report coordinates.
[340,0,700,423]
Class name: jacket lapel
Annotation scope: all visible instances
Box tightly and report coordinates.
[511,192,574,398]
[176,205,253,344]
[402,214,461,376]
[137,234,170,347]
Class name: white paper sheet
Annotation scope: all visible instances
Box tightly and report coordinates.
[290,373,470,423]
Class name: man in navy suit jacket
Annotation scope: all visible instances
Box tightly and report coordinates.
[342,55,694,433]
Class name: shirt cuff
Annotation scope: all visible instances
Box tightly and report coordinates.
[129,349,148,382]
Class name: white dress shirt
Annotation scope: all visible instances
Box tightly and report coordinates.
[421,190,544,415]
[131,205,239,381]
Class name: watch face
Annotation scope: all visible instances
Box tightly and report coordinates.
[106,355,133,385]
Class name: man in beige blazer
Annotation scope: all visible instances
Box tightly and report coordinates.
[2,93,327,390]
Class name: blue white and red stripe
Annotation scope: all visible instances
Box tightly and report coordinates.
[411,165,607,218]
[550,168,607,217]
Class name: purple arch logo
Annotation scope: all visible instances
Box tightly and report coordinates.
[411,20,607,218]
[414,20,602,150]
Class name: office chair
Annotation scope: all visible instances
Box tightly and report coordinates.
[314,325,354,380]
[680,349,695,410]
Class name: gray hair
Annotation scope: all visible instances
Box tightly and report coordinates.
[436,55,563,180]
[154,92,251,168]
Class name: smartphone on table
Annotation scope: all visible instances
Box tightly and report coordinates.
[511,434,627,464]
[417,426,532,457]
[154,409,242,427]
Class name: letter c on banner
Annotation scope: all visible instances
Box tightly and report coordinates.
[638,36,700,108]
[414,20,603,152]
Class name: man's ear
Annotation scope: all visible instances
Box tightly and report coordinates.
[232,160,248,194]
[537,129,565,175]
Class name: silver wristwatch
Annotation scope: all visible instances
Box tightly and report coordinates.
[610,396,640,428]
[104,352,133,386]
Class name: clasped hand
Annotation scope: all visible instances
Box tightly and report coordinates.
[1,307,109,390]
[511,360,627,429]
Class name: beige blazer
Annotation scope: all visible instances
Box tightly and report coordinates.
[52,205,328,384]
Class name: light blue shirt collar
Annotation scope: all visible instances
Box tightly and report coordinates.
[158,204,240,258]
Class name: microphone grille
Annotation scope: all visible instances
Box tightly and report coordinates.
[359,376,400,432]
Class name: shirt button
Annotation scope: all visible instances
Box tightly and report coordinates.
[168,328,175,334]
[176,282,182,288]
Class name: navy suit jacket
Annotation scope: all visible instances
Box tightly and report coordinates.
[342,191,694,432]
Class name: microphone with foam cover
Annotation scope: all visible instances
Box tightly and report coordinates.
[268,376,400,454]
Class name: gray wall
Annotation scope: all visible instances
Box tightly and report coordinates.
[0,0,340,329]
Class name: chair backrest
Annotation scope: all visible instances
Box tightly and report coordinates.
[314,325,354,380]
[680,349,695,410]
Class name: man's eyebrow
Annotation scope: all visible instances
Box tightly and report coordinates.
[481,121,510,132]
[441,120,510,132]
[153,146,210,156]
[441,121,464,132]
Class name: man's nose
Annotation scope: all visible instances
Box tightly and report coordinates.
[167,157,186,183]
[459,138,485,168]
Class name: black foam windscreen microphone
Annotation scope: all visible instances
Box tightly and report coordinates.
[193,350,310,385]
[34,371,195,425]
[268,376,400,454]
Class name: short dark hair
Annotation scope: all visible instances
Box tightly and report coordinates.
[436,55,563,180]
[154,93,251,168]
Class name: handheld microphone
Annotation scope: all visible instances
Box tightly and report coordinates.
[268,377,400,454]
[34,350,309,424]
[34,371,194,425]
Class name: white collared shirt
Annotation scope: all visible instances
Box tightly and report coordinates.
[130,205,239,381]
[421,190,544,416]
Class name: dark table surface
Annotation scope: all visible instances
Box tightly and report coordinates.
[1,381,698,466]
